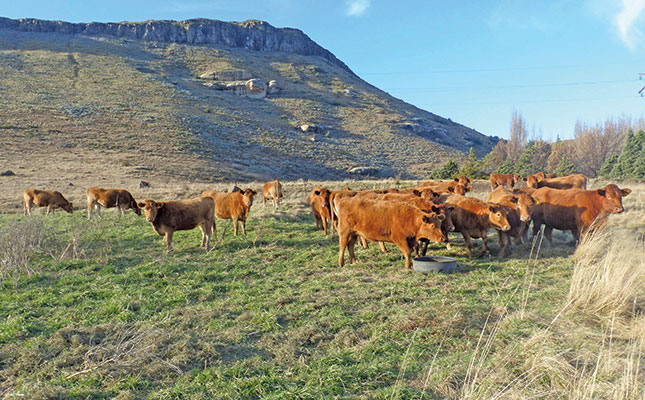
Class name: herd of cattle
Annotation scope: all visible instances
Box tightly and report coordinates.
[20,173,631,269]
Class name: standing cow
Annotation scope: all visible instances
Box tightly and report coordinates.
[262,179,283,209]
[87,187,141,220]
[23,189,73,215]
[202,188,257,236]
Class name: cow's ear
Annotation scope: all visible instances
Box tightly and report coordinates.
[523,177,527,181]
[597,189,606,197]
[510,197,518,204]
[488,205,497,213]
[454,178,459,182]
[621,188,632,197]
[314,190,320,196]
[431,205,441,213]
[137,202,146,208]
[448,186,455,193]
[156,203,163,209]
[412,189,420,196]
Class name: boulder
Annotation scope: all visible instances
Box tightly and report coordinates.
[244,79,267,98]
[139,180,151,188]
[267,80,280,94]
[300,124,322,133]
[348,166,380,176]
[199,69,251,81]
[0,170,15,176]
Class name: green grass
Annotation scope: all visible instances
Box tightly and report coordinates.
[0,207,582,399]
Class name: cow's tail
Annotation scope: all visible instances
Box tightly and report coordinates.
[331,196,340,233]
[277,182,283,198]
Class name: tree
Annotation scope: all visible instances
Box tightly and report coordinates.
[459,147,484,179]
[507,109,527,163]
[610,130,642,179]
[554,154,576,176]
[430,160,460,179]
[514,142,538,177]
[573,119,627,177]
[547,141,575,173]
[598,154,618,178]
[481,140,508,174]
[495,157,516,174]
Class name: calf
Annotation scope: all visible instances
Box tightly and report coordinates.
[202,188,257,236]
[309,187,332,235]
[23,189,73,215]
[87,187,141,220]
[138,197,215,253]
[490,173,520,190]
[487,187,537,257]
[262,179,283,209]
[335,197,444,270]
[530,184,630,242]
[526,173,586,190]
[443,195,511,257]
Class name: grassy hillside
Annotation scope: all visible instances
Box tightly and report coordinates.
[1,180,642,399]
[0,23,496,187]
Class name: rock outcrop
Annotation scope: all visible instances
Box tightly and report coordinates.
[0,17,354,74]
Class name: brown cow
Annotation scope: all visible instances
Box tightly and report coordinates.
[530,184,630,242]
[490,173,520,190]
[23,189,73,215]
[443,195,512,257]
[487,187,537,257]
[526,173,587,190]
[329,187,358,234]
[262,179,283,209]
[86,187,141,220]
[419,180,472,195]
[334,197,444,269]
[137,197,215,253]
[309,187,332,235]
[202,188,257,236]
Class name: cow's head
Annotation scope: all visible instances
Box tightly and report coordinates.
[487,204,511,231]
[454,184,471,195]
[418,212,445,244]
[138,200,162,222]
[412,188,439,200]
[526,175,540,188]
[456,176,471,186]
[312,188,332,209]
[597,184,631,214]
[510,193,537,222]
[428,204,455,236]
[242,189,257,207]
[62,201,73,214]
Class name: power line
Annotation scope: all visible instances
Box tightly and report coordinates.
[382,78,636,93]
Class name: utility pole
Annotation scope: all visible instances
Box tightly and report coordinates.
[640,73,645,96]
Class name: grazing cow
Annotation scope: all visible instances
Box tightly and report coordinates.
[23,189,73,215]
[262,179,283,209]
[530,184,630,242]
[335,197,444,269]
[490,173,520,190]
[309,187,332,235]
[487,187,537,257]
[443,195,512,257]
[137,197,215,253]
[526,173,587,190]
[202,188,257,236]
[86,187,141,220]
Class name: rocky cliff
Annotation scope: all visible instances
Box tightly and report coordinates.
[0,17,353,74]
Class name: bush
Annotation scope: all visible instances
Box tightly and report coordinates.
[429,160,459,179]
[0,219,55,288]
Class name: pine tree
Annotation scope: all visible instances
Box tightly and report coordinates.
[495,157,516,174]
[610,130,641,179]
[459,147,482,179]
[514,142,538,176]
[554,154,576,176]
[598,154,618,178]
[430,160,460,179]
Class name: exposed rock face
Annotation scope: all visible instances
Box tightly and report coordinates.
[0,17,354,74]
[199,69,252,81]
[267,80,280,94]
[204,79,267,98]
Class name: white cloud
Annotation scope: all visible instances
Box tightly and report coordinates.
[613,0,645,49]
[346,0,370,17]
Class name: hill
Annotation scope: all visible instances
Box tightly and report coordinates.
[0,17,497,192]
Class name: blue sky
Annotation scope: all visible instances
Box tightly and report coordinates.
[3,1,645,140]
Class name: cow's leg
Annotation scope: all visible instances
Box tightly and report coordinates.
[480,235,489,257]
[46,205,52,216]
[462,232,474,258]
[165,231,174,253]
[322,217,328,236]
[233,218,239,236]
[241,219,247,235]
[24,200,32,216]
[313,211,322,230]
[263,196,267,207]
[572,227,581,243]
[359,236,369,249]
[347,234,358,264]
[95,204,102,218]
[394,240,413,269]
[273,196,278,209]
[199,224,211,250]
[338,230,350,267]
[419,239,429,257]
[498,231,507,258]
[378,241,388,254]
[544,226,553,243]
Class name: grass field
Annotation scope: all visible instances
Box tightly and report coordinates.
[0,181,643,399]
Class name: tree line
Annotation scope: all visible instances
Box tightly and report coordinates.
[429,112,645,180]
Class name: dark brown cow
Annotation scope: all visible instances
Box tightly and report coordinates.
[137,197,215,253]
[262,179,283,209]
[202,188,257,236]
[443,195,511,257]
[334,197,444,269]
[530,184,630,242]
[526,173,587,190]
[309,187,332,235]
[487,187,537,257]
[490,173,520,190]
[23,189,73,215]
[86,187,141,220]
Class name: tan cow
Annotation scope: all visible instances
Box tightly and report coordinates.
[86,187,141,220]
[202,188,257,236]
[23,189,73,215]
[490,173,520,190]
[262,179,283,209]
[334,196,444,270]
[137,197,215,253]
[526,173,587,190]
